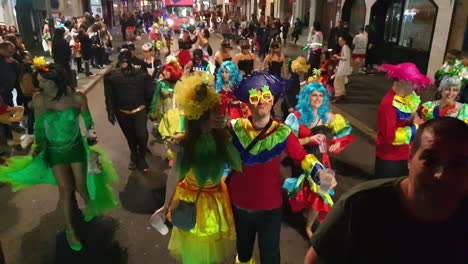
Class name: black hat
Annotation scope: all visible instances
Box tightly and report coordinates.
[122,41,136,51]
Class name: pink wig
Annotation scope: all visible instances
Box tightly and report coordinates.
[378,63,432,92]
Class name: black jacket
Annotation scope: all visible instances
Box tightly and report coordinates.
[104,68,153,115]
[52,38,71,65]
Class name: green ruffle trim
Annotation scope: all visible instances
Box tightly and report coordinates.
[392,92,421,113]
[458,104,468,122]
[232,119,291,155]
[150,80,174,115]
[0,140,118,218]
[174,133,242,187]
[421,101,436,120]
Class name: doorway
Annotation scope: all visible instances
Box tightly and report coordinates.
[342,0,366,35]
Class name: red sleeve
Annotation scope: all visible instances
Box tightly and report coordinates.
[285,131,307,164]
[377,98,398,145]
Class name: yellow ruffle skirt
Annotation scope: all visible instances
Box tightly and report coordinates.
[168,175,236,264]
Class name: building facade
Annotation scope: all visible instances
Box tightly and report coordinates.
[290,0,466,77]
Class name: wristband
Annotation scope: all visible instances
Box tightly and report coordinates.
[305,137,310,143]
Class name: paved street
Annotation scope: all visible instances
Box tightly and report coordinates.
[0,30,391,264]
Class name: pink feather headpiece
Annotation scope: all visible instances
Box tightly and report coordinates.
[379,63,432,92]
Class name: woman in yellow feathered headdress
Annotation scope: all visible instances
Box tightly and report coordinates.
[282,56,311,121]
[152,71,242,264]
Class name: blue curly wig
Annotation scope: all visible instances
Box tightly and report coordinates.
[296,82,331,126]
[216,61,243,92]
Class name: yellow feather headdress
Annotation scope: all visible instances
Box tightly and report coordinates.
[174,72,220,120]
[291,56,310,74]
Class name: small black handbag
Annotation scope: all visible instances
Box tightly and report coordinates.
[170,187,203,231]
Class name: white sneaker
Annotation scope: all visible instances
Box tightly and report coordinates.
[21,134,34,149]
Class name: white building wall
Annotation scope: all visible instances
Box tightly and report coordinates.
[0,0,18,28]
[53,0,84,17]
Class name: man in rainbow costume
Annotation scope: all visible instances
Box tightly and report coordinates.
[227,72,334,264]
[375,63,432,179]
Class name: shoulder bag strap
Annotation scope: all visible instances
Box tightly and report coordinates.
[225,119,273,185]
[243,118,273,155]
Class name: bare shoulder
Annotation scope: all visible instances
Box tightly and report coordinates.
[32,93,46,113]
[327,112,336,123]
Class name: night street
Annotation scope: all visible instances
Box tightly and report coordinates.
[0,31,379,264]
[1,0,466,261]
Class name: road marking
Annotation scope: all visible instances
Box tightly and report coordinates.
[329,104,377,141]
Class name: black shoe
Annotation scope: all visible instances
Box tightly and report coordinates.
[11,123,25,134]
[78,69,84,73]
[86,72,95,77]
[128,153,137,170]
[137,158,149,172]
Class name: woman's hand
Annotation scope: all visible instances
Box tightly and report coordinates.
[86,129,98,146]
[329,142,341,153]
[309,134,326,144]
[154,205,169,217]
[288,107,295,113]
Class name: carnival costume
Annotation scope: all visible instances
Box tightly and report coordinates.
[178,37,195,67]
[375,63,431,178]
[282,57,310,121]
[149,60,184,139]
[418,76,468,124]
[105,50,153,170]
[435,59,468,103]
[166,72,241,264]
[228,72,327,263]
[283,80,352,219]
[0,58,118,220]
[216,61,250,120]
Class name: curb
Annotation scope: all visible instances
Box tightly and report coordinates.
[329,104,377,141]
[79,65,114,94]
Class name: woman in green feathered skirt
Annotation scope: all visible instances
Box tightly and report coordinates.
[0,61,118,251]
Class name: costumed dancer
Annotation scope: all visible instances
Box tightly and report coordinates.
[149,59,184,140]
[0,59,118,251]
[215,60,250,120]
[177,29,197,67]
[375,63,432,179]
[104,49,153,172]
[214,39,233,79]
[284,79,354,238]
[183,48,210,75]
[435,58,468,103]
[149,23,162,56]
[227,72,333,264]
[418,76,468,124]
[142,42,162,81]
[152,71,241,264]
[233,39,257,76]
[160,21,174,55]
[281,56,310,121]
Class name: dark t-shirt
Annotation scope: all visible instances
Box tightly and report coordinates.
[311,177,468,264]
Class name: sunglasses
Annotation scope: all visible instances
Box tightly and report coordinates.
[249,91,273,105]
[271,45,280,49]
[143,50,152,52]
[241,45,250,50]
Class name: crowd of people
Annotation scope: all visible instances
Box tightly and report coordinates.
[0,7,467,264]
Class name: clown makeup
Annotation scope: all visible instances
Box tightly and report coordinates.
[441,86,460,105]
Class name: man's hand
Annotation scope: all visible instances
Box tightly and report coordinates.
[288,107,295,113]
[108,113,116,125]
[309,134,326,144]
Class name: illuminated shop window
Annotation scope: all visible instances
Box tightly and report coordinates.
[398,0,437,51]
